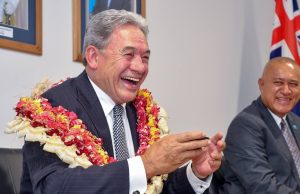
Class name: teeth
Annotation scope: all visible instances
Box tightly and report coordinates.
[277,98,291,102]
[278,97,289,100]
[122,76,140,82]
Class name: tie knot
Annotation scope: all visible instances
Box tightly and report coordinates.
[280,119,287,131]
[113,104,124,116]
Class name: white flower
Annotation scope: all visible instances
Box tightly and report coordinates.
[158,106,169,135]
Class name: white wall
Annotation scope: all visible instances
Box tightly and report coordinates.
[0,0,275,148]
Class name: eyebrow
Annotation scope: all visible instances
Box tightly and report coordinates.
[120,46,151,55]
[273,78,299,82]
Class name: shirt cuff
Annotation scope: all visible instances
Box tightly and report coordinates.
[186,162,212,194]
[128,156,147,193]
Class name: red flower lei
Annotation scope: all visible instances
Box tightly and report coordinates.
[14,89,161,166]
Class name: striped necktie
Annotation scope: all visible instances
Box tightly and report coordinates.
[112,105,129,161]
[280,119,300,177]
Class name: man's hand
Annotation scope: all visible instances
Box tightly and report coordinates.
[141,131,210,179]
[191,132,225,179]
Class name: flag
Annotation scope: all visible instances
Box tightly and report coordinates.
[270,0,300,115]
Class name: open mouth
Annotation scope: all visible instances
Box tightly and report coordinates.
[121,76,140,85]
[276,97,292,104]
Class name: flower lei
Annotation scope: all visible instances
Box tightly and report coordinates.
[6,79,169,194]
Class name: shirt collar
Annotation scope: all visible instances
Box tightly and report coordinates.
[267,109,287,127]
[88,77,125,117]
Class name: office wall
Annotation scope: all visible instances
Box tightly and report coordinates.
[0,0,275,148]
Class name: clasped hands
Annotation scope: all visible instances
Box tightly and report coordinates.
[141,131,225,179]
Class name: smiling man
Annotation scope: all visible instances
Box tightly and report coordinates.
[220,57,300,194]
[20,9,224,194]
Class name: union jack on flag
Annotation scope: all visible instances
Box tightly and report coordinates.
[270,0,300,64]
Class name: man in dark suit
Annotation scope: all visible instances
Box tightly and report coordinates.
[20,9,224,194]
[221,57,300,194]
[92,0,131,15]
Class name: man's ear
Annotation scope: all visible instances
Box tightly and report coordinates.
[258,78,263,92]
[85,45,100,69]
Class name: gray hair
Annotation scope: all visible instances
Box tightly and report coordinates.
[82,9,149,66]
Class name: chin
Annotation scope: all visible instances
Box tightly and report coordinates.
[123,93,137,102]
[276,109,291,117]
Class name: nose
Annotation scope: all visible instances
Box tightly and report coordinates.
[282,83,292,94]
[131,55,147,73]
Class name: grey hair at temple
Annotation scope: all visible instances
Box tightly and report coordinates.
[82,9,149,66]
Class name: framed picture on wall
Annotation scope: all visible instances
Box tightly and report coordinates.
[0,0,42,55]
[73,0,146,62]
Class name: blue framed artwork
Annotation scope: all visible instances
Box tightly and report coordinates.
[0,0,42,55]
[73,0,145,61]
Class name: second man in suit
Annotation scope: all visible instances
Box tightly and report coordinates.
[221,57,300,194]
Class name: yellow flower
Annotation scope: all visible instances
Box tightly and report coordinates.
[148,116,155,127]
[150,127,158,136]
[72,124,81,129]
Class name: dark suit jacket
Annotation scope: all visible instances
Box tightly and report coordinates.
[20,71,196,194]
[92,0,131,15]
[220,97,300,194]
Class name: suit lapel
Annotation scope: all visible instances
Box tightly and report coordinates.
[73,71,140,156]
[286,114,300,186]
[126,102,139,153]
[293,126,300,148]
[256,98,292,161]
[73,71,114,156]
[286,114,300,149]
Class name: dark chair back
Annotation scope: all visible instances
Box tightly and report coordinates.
[0,148,23,194]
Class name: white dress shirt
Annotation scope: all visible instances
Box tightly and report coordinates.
[268,109,286,129]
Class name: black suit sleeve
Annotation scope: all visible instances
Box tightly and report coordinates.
[22,141,130,194]
[224,114,300,194]
[162,166,196,194]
